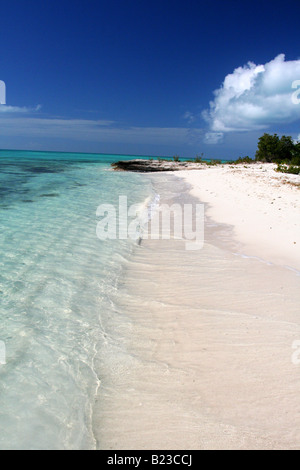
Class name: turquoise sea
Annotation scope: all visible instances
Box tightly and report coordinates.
[0,149,156,449]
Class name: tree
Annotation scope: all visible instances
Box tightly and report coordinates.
[277,135,294,162]
[255,133,295,163]
[291,142,300,166]
[255,133,280,162]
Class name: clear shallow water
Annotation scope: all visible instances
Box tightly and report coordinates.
[0,150,154,449]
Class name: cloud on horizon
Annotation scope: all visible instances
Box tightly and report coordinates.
[0,104,42,114]
[203,54,300,143]
[0,115,204,148]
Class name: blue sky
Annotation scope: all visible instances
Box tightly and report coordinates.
[1,0,300,158]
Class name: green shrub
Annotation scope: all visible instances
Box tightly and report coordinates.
[234,156,255,164]
[276,164,300,175]
[194,153,204,163]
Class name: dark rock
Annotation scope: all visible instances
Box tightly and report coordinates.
[111,159,204,173]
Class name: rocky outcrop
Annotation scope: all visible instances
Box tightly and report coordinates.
[111,159,206,172]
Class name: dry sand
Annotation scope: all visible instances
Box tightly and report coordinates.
[95,164,300,450]
[177,163,300,270]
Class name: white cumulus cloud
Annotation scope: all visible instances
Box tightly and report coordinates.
[203,54,300,142]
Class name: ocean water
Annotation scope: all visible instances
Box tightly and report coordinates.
[0,150,155,450]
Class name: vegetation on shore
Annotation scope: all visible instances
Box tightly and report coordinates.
[255,133,300,174]
[172,133,300,174]
[113,133,300,176]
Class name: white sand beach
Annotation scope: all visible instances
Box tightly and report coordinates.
[95,163,300,450]
[178,163,300,271]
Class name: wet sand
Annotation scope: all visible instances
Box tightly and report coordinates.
[95,167,300,450]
